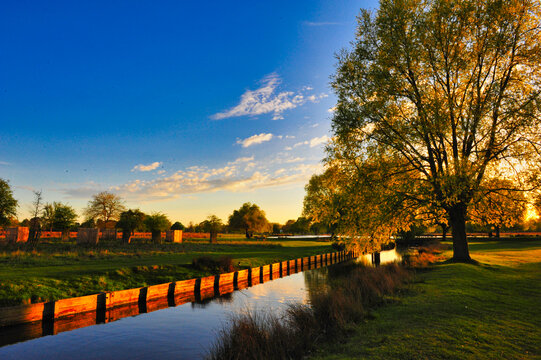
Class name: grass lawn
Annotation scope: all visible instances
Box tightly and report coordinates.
[0,238,331,307]
[310,238,541,360]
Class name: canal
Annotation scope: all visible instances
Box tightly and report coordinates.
[0,248,401,359]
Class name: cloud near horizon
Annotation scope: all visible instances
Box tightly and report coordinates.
[211,73,326,120]
[110,159,323,201]
[132,161,162,172]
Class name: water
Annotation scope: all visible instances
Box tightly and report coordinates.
[0,249,401,359]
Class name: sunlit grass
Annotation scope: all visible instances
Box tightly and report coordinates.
[310,239,541,359]
[0,239,331,306]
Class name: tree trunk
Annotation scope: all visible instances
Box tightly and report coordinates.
[441,224,447,242]
[122,230,132,244]
[209,231,217,243]
[448,204,471,262]
[152,231,162,244]
[495,225,500,239]
[245,229,253,239]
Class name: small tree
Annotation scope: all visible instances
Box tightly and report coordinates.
[0,178,18,227]
[51,202,77,240]
[42,203,55,231]
[200,215,224,243]
[144,212,171,243]
[117,209,146,243]
[84,191,126,229]
[171,221,185,231]
[228,203,271,238]
[28,190,43,246]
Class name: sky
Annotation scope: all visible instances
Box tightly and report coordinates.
[0,0,378,225]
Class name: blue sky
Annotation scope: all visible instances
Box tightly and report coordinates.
[0,0,378,224]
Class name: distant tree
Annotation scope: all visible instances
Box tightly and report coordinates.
[80,218,96,228]
[171,221,185,231]
[470,179,527,238]
[271,223,282,234]
[200,215,224,243]
[282,220,296,234]
[290,217,311,234]
[117,209,146,243]
[228,203,271,238]
[144,212,171,243]
[534,194,541,220]
[84,191,126,228]
[20,219,30,227]
[28,190,43,246]
[51,202,77,240]
[42,203,55,231]
[0,178,18,227]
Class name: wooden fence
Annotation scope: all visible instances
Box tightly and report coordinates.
[0,249,358,331]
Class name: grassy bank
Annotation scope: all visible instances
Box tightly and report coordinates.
[311,239,541,359]
[0,238,331,307]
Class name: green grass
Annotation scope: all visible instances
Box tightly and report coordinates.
[0,238,331,307]
[310,239,541,360]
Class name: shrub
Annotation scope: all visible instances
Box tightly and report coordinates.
[192,256,236,273]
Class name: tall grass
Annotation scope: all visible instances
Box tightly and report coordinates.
[208,260,418,360]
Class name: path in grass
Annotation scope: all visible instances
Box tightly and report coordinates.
[310,239,541,360]
[0,238,331,307]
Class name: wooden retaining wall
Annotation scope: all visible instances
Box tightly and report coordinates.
[0,250,358,328]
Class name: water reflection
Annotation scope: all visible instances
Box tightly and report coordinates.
[0,249,402,359]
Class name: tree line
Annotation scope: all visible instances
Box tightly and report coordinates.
[0,180,330,245]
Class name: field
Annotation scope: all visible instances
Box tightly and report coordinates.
[310,238,541,359]
[0,237,331,307]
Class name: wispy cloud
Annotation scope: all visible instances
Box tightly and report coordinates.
[303,21,341,26]
[211,73,326,120]
[0,161,10,166]
[236,133,274,148]
[112,161,323,201]
[132,161,162,172]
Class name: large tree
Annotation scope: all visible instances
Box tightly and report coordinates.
[228,203,271,238]
[84,191,126,228]
[0,178,18,226]
[330,0,541,261]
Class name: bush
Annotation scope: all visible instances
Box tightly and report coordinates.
[192,256,236,274]
[331,242,346,251]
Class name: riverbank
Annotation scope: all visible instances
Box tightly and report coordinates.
[0,239,332,307]
[310,238,541,359]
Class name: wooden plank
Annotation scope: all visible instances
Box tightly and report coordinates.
[174,279,197,296]
[109,288,142,307]
[261,264,270,277]
[250,266,260,285]
[146,297,170,313]
[0,302,47,327]
[54,294,102,318]
[106,303,140,322]
[218,272,235,288]
[281,261,288,276]
[271,262,281,275]
[146,282,171,301]
[199,275,216,291]
[288,260,296,274]
[236,269,249,283]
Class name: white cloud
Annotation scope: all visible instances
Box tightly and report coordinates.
[131,162,162,172]
[293,141,309,148]
[0,161,10,166]
[284,146,293,151]
[309,135,330,148]
[328,106,337,113]
[211,73,325,120]
[236,133,274,148]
